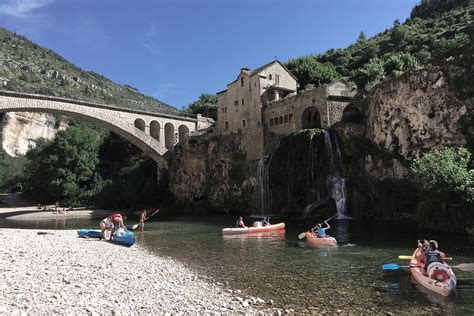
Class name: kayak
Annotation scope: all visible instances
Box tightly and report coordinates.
[223,230,286,239]
[306,231,337,247]
[410,248,456,296]
[222,222,285,235]
[77,229,136,247]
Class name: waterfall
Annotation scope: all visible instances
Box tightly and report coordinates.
[257,155,271,215]
[322,130,349,219]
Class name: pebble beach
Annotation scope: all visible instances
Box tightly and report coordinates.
[0,229,269,315]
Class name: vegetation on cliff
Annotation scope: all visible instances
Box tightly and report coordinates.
[0,28,178,114]
[182,93,217,120]
[411,147,474,207]
[286,0,472,90]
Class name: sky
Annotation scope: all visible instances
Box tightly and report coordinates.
[0,0,420,109]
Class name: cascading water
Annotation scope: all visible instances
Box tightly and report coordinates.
[322,130,349,219]
[257,155,271,216]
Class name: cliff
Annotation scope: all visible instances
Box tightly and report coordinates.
[168,132,258,214]
[333,63,473,231]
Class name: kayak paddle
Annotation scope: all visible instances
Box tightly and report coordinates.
[130,209,160,230]
[398,255,452,260]
[383,263,474,272]
[298,214,337,240]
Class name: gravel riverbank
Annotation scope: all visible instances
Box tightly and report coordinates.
[0,229,270,314]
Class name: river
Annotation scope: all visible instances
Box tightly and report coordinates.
[1,216,473,314]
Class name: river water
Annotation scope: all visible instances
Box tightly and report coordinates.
[2,216,474,314]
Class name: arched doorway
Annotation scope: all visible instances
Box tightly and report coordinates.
[150,120,160,141]
[178,125,190,143]
[134,118,146,132]
[164,122,175,149]
[302,107,321,129]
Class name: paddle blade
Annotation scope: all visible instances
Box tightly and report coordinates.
[454,263,474,271]
[398,255,452,260]
[382,263,401,270]
[132,224,139,230]
[298,232,307,240]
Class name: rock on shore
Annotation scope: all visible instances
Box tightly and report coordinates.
[0,229,260,314]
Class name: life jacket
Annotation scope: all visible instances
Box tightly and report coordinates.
[424,250,441,270]
[108,214,122,222]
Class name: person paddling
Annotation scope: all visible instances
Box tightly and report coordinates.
[311,220,330,238]
[236,216,247,228]
[416,239,446,274]
[100,213,128,240]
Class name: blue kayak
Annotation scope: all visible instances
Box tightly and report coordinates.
[77,229,135,247]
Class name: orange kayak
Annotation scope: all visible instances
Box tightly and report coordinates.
[222,222,285,235]
[306,231,337,247]
[410,248,456,296]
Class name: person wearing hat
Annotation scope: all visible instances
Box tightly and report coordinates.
[418,239,446,273]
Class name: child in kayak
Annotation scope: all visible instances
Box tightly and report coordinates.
[236,216,247,228]
[312,220,330,238]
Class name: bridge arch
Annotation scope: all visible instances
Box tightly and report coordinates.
[150,120,160,141]
[0,91,208,163]
[178,125,189,142]
[164,122,175,149]
[134,118,146,132]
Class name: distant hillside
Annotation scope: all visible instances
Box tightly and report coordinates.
[286,0,473,90]
[0,28,179,114]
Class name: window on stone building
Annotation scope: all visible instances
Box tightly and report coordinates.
[234,100,238,106]
[274,117,278,126]
[241,77,244,87]
[242,119,246,128]
[270,119,274,127]
[225,121,229,130]
[242,99,244,105]
[279,116,283,124]
[284,115,288,123]
[275,74,280,85]
[268,74,272,80]
[289,114,293,122]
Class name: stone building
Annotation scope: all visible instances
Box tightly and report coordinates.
[217,60,355,159]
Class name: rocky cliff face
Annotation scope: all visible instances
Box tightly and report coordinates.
[0,112,66,156]
[168,132,258,214]
[334,64,473,229]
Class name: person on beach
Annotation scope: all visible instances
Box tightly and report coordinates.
[311,220,330,238]
[139,209,148,230]
[236,216,247,228]
[100,213,128,240]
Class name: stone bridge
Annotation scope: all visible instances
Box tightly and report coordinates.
[0,91,212,163]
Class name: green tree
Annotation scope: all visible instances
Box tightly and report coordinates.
[183,93,218,119]
[354,57,385,89]
[384,52,420,77]
[285,56,341,90]
[23,122,106,206]
[0,149,27,192]
[411,147,474,202]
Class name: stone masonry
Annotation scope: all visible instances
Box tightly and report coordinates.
[0,91,213,162]
[217,60,356,160]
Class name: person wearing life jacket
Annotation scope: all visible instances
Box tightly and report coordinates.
[236,216,247,228]
[100,213,128,240]
[311,220,330,238]
[422,240,446,271]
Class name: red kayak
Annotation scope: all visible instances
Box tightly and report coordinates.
[222,222,285,235]
[306,231,337,247]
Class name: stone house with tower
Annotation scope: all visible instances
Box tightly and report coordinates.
[217,60,355,160]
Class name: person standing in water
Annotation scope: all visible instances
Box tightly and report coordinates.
[139,209,148,231]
